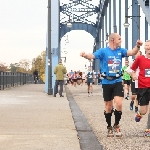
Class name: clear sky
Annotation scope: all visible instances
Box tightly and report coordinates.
[0,0,48,65]
[0,0,150,71]
[0,0,99,67]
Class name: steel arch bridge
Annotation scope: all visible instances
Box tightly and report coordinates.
[45,0,150,94]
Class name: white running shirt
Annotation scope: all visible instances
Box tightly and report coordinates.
[126,59,139,88]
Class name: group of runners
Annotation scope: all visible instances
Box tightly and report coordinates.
[66,70,86,87]
[66,68,99,97]
[80,33,150,138]
[122,53,141,113]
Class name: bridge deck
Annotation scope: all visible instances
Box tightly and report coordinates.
[67,84,150,150]
[0,84,80,150]
[1,84,150,150]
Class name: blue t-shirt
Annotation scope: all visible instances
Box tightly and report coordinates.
[93,47,127,84]
[70,71,74,75]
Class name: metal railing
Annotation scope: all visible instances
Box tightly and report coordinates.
[0,72,44,90]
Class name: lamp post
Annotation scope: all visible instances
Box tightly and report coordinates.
[47,0,53,95]
[123,4,141,39]
[123,3,140,60]
[123,15,140,39]
[123,16,140,60]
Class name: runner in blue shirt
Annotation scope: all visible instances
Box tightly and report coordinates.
[80,33,143,137]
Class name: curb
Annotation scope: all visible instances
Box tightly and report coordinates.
[65,86,103,150]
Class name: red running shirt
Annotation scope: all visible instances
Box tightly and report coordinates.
[131,55,150,88]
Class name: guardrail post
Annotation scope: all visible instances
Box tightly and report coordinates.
[0,72,4,90]
[20,73,23,85]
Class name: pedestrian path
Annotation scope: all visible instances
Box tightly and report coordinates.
[1,83,150,150]
[0,84,80,150]
[67,84,150,150]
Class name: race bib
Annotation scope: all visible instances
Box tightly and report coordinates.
[88,75,92,78]
[108,56,121,74]
[145,69,150,77]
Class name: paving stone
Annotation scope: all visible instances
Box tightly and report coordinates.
[67,84,150,150]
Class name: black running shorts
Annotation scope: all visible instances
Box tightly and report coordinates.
[102,82,124,101]
[137,88,150,106]
[124,80,130,85]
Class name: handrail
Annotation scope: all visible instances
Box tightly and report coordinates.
[0,72,44,90]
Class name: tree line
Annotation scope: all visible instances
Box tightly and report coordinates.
[0,50,46,82]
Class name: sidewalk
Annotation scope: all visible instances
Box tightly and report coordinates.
[0,84,80,150]
[1,83,150,150]
[67,84,150,150]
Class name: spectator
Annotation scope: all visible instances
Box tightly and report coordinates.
[33,69,39,83]
[53,59,67,97]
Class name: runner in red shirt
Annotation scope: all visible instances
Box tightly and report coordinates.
[131,40,150,137]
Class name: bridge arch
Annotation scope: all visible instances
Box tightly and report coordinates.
[60,22,97,40]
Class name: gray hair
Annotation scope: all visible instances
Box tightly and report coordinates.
[59,59,62,63]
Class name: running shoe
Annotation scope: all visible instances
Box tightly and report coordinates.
[130,101,134,110]
[107,126,114,137]
[113,124,122,137]
[144,129,150,137]
[135,111,142,122]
